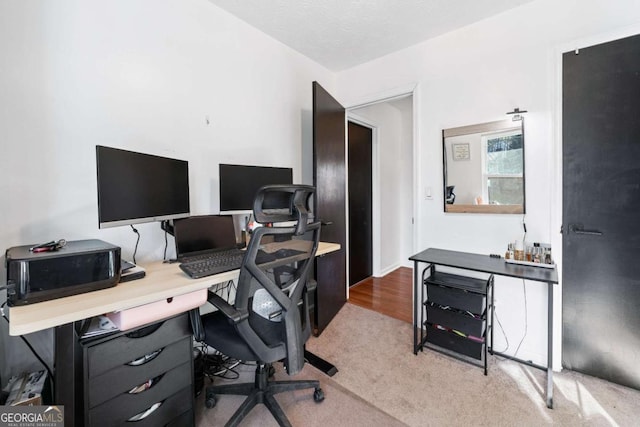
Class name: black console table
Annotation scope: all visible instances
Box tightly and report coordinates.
[409,248,559,408]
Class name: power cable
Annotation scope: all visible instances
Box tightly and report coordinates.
[130,225,140,264]
[1,302,55,399]
[513,280,528,358]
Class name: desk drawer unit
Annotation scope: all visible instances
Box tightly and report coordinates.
[82,314,195,426]
[88,338,192,408]
[419,268,493,374]
[88,386,192,427]
[86,315,190,378]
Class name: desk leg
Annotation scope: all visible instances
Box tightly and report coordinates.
[490,276,495,355]
[546,281,554,409]
[304,350,338,377]
[55,323,82,426]
[413,261,419,354]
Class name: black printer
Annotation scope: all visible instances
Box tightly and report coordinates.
[5,239,121,306]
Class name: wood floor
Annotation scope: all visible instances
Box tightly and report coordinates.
[348,266,413,324]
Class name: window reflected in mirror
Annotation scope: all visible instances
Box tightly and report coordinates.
[443,119,525,214]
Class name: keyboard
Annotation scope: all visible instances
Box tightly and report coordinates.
[179,249,245,279]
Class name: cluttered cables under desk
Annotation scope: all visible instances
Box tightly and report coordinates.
[195,342,242,381]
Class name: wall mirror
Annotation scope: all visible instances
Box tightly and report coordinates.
[443,119,525,214]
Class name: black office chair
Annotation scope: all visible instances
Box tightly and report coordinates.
[190,185,323,427]
[445,185,456,204]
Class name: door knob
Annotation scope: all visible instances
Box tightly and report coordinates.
[569,223,603,236]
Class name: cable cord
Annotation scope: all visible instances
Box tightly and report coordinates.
[493,308,510,353]
[1,302,55,399]
[513,280,528,358]
[196,342,241,381]
[130,225,140,264]
[226,280,236,302]
[510,214,528,359]
[163,225,169,261]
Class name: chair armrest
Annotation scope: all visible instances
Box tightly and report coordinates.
[207,290,247,323]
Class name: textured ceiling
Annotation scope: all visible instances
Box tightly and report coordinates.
[207,0,535,71]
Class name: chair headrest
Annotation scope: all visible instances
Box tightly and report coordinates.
[253,185,315,235]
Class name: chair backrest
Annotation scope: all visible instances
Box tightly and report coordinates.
[235,185,320,375]
[445,185,456,204]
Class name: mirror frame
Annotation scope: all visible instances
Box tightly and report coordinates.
[442,119,525,214]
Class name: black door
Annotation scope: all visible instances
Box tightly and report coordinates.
[312,81,347,335]
[562,34,640,390]
[348,121,373,286]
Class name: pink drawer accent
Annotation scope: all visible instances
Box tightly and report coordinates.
[107,289,207,331]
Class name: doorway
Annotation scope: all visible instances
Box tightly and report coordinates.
[348,95,414,279]
[310,81,416,333]
[348,121,373,286]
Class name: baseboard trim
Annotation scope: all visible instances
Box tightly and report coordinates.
[377,262,402,277]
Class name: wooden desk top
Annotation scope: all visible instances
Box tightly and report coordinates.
[9,241,340,336]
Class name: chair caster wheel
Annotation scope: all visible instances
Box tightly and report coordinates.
[205,393,217,409]
[313,387,324,403]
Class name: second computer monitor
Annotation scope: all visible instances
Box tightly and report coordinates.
[219,164,293,213]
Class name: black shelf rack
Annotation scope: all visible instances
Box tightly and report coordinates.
[417,265,494,375]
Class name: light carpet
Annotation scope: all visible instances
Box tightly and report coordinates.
[195,354,405,426]
[305,303,640,427]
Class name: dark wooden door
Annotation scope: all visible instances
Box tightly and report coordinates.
[562,34,640,390]
[348,121,373,286]
[312,81,346,335]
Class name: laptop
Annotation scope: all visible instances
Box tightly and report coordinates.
[173,215,242,264]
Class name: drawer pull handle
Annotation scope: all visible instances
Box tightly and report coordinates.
[126,401,162,422]
[125,321,164,338]
[127,348,162,366]
[128,374,164,394]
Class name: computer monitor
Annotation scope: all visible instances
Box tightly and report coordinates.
[219,164,293,213]
[96,146,190,228]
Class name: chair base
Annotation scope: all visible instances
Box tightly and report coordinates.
[205,363,323,427]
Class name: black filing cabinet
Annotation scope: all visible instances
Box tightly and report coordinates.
[419,266,493,374]
[81,314,194,426]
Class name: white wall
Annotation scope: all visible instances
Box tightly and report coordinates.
[444,133,483,204]
[0,0,333,383]
[350,98,413,275]
[335,0,640,368]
